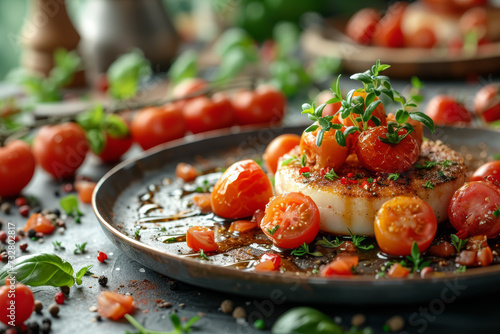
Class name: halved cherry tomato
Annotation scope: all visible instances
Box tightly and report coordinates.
[320,255,359,277]
[0,283,34,326]
[425,95,472,126]
[471,161,500,183]
[33,122,89,179]
[182,93,234,134]
[387,263,410,278]
[192,193,212,214]
[427,241,456,258]
[263,134,301,174]
[255,253,281,272]
[131,104,186,150]
[0,140,36,197]
[345,8,381,45]
[448,180,500,238]
[231,86,286,125]
[97,132,133,163]
[477,246,493,266]
[23,213,56,235]
[300,124,350,170]
[387,113,423,148]
[186,226,218,252]
[356,126,419,173]
[176,163,199,182]
[97,291,134,321]
[375,196,437,256]
[474,84,500,123]
[260,192,320,249]
[229,220,257,233]
[211,160,273,219]
[75,180,97,204]
[372,2,407,48]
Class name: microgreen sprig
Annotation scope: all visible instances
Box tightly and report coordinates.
[315,236,342,248]
[291,243,323,257]
[74,242,87,254]
[406,242,431,273]
[348,229,375,251]
[451,234,469,253]
[125,313,199,334]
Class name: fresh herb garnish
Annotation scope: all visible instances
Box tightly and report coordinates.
[301,172,311,178]
[52,241,65,251]
[311,269,319,274]
[74,242,87,254]
[194,180,210,193]
[324,169,339,181]
[291,243,323,257]
[315,236,342,248]
[493,205,500,218]
[0,253,92,287]
[424,181,434,189]
[378,122,413,145]
[451,234,469,253]
[456,265,467,273]
[367,177,374,183]
[281,155,297,166]
[348,229,375,250]
[199,250,210,261]
[301,154,307,167]
[388,173,399,181]
[59,195,84,223]
[437,170,448,180]
[135,228,141,239]
[415,160,454,170]
[268,225,279,235]
[254,319,265,330]
[406,242,431,273]
[125,313,199,334]
[107,49,151,100]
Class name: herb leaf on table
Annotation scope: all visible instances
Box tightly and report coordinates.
[125,313,199,334]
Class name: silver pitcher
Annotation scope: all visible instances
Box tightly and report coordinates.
[78,0,179,81]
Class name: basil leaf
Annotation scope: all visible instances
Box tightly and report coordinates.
[76,265,93,280]
[168,49,198,85]
[86,128,106,155]
[409,112,435,133]
[0,254,75,287]
[108,49,151,100]
[60,195,83,217]
[272,307,343,334]
[103,114,129,138]
[76,105,105,131]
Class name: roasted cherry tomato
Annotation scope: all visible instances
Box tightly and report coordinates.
[183,93,234,134]
[260,192,320,249]
[231,86,286,125]
[97,132,133,163]
[300,125,350,171]
[254,253,281,272]
[448,180,500,238]
[320,255,358,277]
[176,163,199,182]
[345,8,381,45]
[263,134,301,174]
[75,180,97,204]
[356,126,419,173]
[131,104,186,150]
[97,291,134,321]
[387,263,410,278]
[0,140,36,197]
[211,160,273,219]
[0,282,34,326]
[387,113,423,148]
[186,226,218,252]
[474,84,500,123]
[427,241,456,258]
[33,122,89,179]
[425,95,472,126]
[470,161,500,183]
[23,213,56,235]
[375,196,437,256]
[372,2,407,48]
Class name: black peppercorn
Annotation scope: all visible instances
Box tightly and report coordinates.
[98,275,108,287]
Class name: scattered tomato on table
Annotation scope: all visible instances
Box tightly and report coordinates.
[97,291,134,321]
[186,226,218,252]
[0,282,34,326]
[0,140,36,197]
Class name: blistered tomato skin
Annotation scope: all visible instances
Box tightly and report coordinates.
[356,126,419,173]
[375,196,437,256]
[260,192,320,249]
[211,160,273,219]
[448,181,500,238]
[300,126,350,171]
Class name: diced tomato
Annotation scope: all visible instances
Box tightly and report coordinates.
[229,220,257,233]
[387,263,410,278]
[176,163,199,182]
[457,250,477,266]
[75,180,97,204]
[254,253,281,272]
[254,260,276,272]
[466,235,489,251]
[320,255,358,277]
[23,213,56,235]
[427,241,456,258]
[339,241,357,253]
[186,226,218,252]
[97,291,134,321]
[192,193,212,214]
[477,247,494,267]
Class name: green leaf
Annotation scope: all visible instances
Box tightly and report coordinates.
[76,265,93,280]
[315,104,327,118]
[86,129,106,155]
[102,114,129,138]
[388,173,399,181]
[378,64,391,72]
[395,109,409,124]
[411,76,423,89]
[334,130,346,147]
[216,46,255,81]
[315,237,341,248]
[0,254,76,287]
[305,124,318,133]
[59,195,83,217]
[108,49,151,100]
[362,100,382,123]
[316,130,325,147]
[409,112,435,133]
[344,126,359,136]
[76,105,105,131]
[350,72,372,84]
[365,92,376,106]
[281,155,297,166]
[271,307,343,334]
[168,49,198,84]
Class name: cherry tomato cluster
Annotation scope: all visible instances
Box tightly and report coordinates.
[346,1,491,51]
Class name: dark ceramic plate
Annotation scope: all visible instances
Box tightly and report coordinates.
[93,125,500,304]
